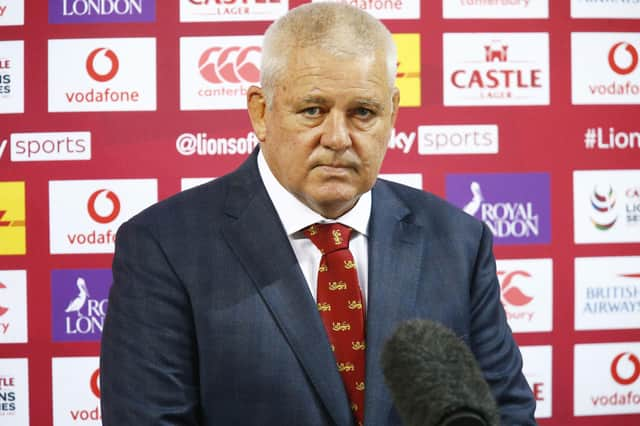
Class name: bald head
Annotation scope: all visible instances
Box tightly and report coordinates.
[260,3,397,107]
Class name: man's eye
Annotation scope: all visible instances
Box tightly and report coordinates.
[301,107,321,117]
[353,107,374,119]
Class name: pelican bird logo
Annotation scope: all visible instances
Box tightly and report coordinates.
[463,181,484,217]
[65,277,89,317]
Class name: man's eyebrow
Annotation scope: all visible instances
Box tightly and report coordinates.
[300,96,330,105]
[352,98,385,111]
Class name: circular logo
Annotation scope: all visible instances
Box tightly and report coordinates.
[90,368,101,398]
[611,352,640,386]
[590,184,617,231]
[86,48,119,82]
[198,46,260,84]
[87,189,121,224]
[608,42,639,75]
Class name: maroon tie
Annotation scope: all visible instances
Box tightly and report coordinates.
[305,223,366,426]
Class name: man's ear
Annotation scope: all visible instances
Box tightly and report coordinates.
[247,86,267,141]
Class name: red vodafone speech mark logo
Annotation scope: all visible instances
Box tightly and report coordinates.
[86,48,120,82]
[90,368,101,398]
[498,270,534,307]
[608,42,639,76]
[87,189,121,224]
[0,282,8,316]
[611,352,640,386]
[198,46,260,84]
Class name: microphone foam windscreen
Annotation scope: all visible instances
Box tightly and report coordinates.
[381,319,500,426]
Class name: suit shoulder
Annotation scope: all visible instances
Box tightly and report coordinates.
[376,178,483,234]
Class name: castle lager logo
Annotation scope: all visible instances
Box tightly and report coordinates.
[49,0,156,24]
[572,33,640,105]
[519,345,552,418]
[48,37,156,112]
[443,32,549,106]
[49,179,157,254]
[446,173,551,244]
[180,0,288,22]
[0,358,29,423]
[181,36,262,110]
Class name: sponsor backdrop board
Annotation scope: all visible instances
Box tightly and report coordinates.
[0,1,639,425]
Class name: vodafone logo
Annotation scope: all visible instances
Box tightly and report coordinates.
[198,46,260,84]
[608,42,639,76]
[498,270,534,306]
[87,189,121,224]
[0,282,8,316]
[611,352,640,386]
[86,48,119,82]
[90,368,101,398]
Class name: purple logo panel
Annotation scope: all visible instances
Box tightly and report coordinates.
[49,0,156,24]
[446,173,551,245]
[51,269,112,342]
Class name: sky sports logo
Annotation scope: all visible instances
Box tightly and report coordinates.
[1,131,91,161]
[387,124,498,155]
[49,0,155,23]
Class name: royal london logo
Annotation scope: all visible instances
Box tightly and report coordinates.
[590,184,617,231]
[0,181,26,255]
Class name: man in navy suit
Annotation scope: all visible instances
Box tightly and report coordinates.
[101,3,536,425]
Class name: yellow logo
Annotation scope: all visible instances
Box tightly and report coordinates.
[328,281,347,291]
[307,224,318,236]
[332,321,351,332]
[343,260,356,270]
[317,302,331,312]
[347,300,362,310]
[352,341,366,351]
[338,362,355,373]
[319,263,328,272]
[393,33,421,107]
[355,382,365,391]
[332,228,343,245]
[0,182,26,255]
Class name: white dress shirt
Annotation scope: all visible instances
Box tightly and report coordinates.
[257,151,370,308]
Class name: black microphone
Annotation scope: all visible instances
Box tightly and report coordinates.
[381,319,500,426]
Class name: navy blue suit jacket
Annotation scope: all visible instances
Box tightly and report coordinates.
[101,150,536,425]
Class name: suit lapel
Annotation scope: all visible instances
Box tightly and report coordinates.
[220,154,352,426]
[364,181,425,425]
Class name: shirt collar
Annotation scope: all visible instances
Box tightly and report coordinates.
[257,149,371,237]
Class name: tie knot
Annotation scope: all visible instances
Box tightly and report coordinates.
[305,223,352,253]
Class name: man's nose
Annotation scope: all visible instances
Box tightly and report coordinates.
[320,111,351,150]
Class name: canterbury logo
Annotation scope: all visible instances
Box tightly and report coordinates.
[198,46,260,84]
